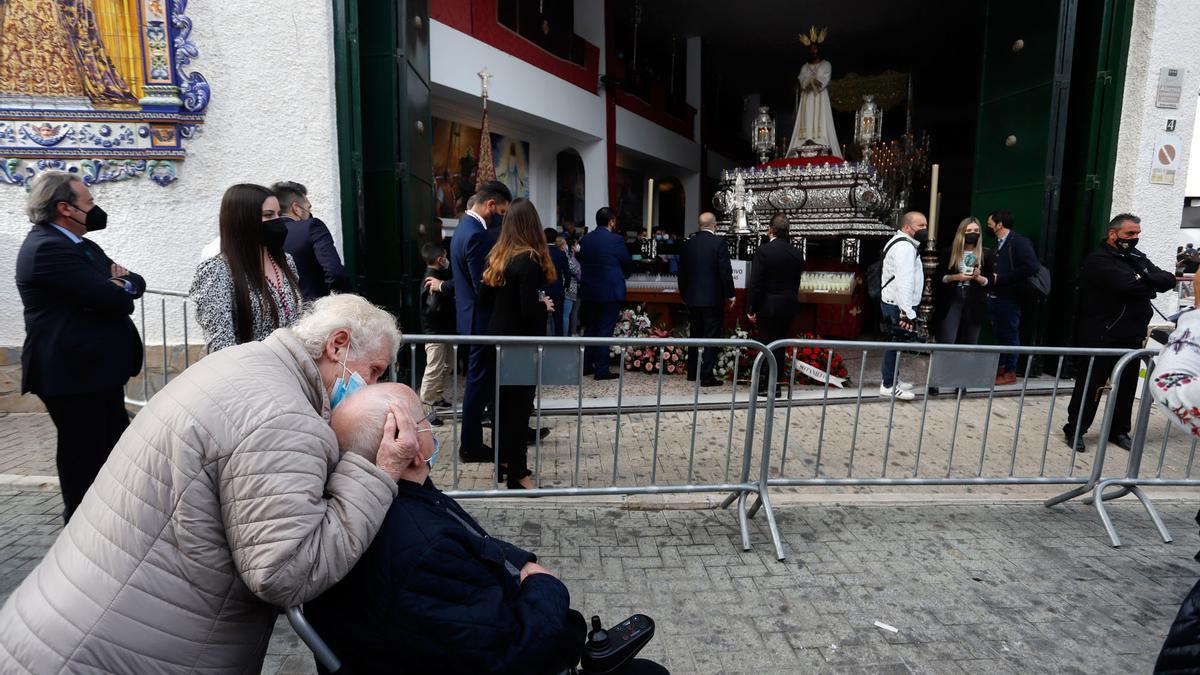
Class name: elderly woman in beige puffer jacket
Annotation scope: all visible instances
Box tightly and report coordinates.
[0,293,414,674]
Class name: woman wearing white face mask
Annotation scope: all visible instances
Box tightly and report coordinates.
[0,294,413,674]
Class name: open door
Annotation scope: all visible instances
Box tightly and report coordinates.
[333,0,432,330]
[970,0,1078,349]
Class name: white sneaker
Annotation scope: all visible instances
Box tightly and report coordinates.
[897,381,914,391]
[879,384,915,401]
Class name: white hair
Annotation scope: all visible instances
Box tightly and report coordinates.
[333,384,421,462]
[26,170,81,224]
[290,293,402,360]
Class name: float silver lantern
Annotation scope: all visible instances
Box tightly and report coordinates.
[751,106,775,164]
[854,95,882,164]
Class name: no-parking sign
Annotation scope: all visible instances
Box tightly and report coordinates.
[1151,133,1182,185]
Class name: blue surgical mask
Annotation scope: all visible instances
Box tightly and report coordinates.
[329,352,366,409]
[425,435,441,468]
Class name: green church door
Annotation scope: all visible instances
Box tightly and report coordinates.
[970,0,1078,349]
[333,0,432,330]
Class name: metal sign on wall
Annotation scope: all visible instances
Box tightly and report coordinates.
[0,0,210,188]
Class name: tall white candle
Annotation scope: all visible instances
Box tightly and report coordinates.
[928,164,940,234]
[645,178,655,237]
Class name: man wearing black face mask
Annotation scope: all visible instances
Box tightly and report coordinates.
[15,170,145,522]
[1063,213,1175,453]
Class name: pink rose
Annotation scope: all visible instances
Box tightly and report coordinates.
[645,362,654,372]
[633,360,642,368]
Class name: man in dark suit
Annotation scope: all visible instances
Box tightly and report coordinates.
[273,181,351,300]
[450,181,512,461]
[577,207,633,380]
[986,208,1040,385]
[677,212,735,386]
[746,213,805,396]
[15,171,145,522]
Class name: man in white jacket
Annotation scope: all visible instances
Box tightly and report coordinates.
[879,211,928,400]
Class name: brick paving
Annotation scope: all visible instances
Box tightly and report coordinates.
[0,487,1195,673]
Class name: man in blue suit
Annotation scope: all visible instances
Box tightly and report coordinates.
[450,181,511,461]
[273,181,351,300]
[577,207,633,380]
[986,209,1040,385]
[15,171,145,522]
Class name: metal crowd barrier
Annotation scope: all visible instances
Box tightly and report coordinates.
[1063,348,1200,547]
[124,288,196,409]
[740,339,1162,542]
[401,334,786,560]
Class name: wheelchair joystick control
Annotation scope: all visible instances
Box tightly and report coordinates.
[580,614,655,674]
[588,615,609,648]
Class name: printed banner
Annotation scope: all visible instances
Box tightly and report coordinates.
[792,358,847,388]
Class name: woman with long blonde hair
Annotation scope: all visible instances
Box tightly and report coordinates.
[480,198,556,489]
[936,216,993,344]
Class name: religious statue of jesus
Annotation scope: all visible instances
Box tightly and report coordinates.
[785,26,842,159]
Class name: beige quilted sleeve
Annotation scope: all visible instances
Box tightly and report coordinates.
[219,410,398,608]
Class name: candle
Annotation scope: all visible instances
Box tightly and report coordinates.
[646,179,655,236]
[928,164,940,235]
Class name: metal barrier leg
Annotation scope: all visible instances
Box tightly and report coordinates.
[718,490,740,510]
[737,492,751,551]
[1082,485,1131,506]
[1130,485,1174,544]
[747,495,762,519]
[1044,484,1091,508]
[756,486,786,561]
[1092,480,1124,548]
[286,606,342,673]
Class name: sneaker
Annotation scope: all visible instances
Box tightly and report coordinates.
[897,381,914,391]
[879,384,915,401]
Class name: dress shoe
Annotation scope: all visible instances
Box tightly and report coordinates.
[994,371,1017,386]
[757,386,782,399]
[429,414,444,427]
[700,378,723,387]
[686,373,697,382]
[432,398,453,409]
[459,446,495,463]
[1109,433,1134,451]
[1062,430,1086,453]
[594,372,619,381]
[583,365,595,376]
[526,427,551,444]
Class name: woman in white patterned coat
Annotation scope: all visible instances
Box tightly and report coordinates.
[0,294,411,673]
[191,184,304,353]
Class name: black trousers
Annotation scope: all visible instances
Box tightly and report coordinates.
[39,388,128,523]
[686,306,724,381]
[1065,352,1140,438]
[498,384,535,485]
[757,311,794,388]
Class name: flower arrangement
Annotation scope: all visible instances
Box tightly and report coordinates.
[610,306,653,359]
[713,326,753,382]
[784,333,850,387]
[624,328,686,374]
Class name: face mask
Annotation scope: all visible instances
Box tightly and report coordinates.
[262,217,289,249]
[425,435,441,468]
[1115,237,1138,252]
[964,233,980,245]
[913,228,929,244]
[329,351,367,409]
[68,202,108,231]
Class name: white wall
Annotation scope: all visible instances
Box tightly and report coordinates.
[0,0,342,347]
[1111,0,1200,303]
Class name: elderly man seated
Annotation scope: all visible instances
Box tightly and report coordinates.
[306,383,588,674]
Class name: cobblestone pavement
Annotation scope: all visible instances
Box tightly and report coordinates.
[0,488,1195,674]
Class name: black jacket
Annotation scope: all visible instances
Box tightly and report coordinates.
[1074,244,1176,347]
[678,230,734,308]
[543,244,568,307]
[746,237,805,317]
[283,216,351,300]
[306,479,586,675]
[15,223,145,396]
[481,252,550,337]
[992,230,1040,298]
[935,246,994,324]
[419,264,455,334]
[1156,574,1200,674]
